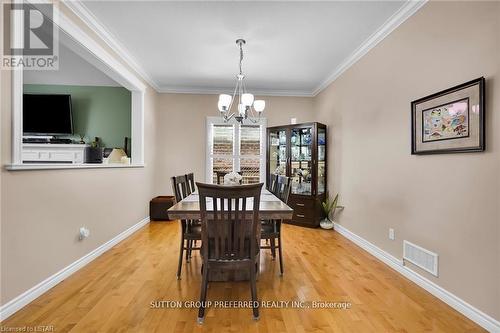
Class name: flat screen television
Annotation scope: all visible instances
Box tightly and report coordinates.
[23,94,73,135]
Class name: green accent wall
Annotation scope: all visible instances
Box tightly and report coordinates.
[23,84,131,148]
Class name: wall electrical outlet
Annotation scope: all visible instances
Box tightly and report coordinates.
[79,227,90,240]
[389,228,395,240]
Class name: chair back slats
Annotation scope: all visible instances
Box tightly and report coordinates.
[185,173,196,193]
[171,175,191,202]
[269,174,278,194]
[197,182,263,262]
[171,173,201,279]
[276,175,291,204]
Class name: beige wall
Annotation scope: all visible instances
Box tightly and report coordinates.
[153,93,314,196]
[0,2,159,304]
[315,1,500,320]
[1,0,499,324]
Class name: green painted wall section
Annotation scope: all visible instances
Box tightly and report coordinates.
[24,84,131,148]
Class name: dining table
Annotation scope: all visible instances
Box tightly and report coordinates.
[167,188,293,221]
[167,188,293,281]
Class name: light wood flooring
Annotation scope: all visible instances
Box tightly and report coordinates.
[1,222,486,332]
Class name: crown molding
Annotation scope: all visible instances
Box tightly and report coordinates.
[63,0,161,91]
[63,0,311,97]
[311,0,428,96]
[64,0,426,97]
[157,86,314,97]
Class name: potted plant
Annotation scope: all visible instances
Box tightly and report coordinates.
[86,137,103,164]
[320,193,339,230]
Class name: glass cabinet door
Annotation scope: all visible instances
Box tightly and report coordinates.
[317,127,326,195]
[291,126,312,195]
[269,129,288,181]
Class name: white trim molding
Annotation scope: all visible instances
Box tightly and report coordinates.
[131,91,145,164]
[0,217,150,321]
[63,0,160,91]
[5,163,145,171]
[64,0,427,97]
[333,222,500,333]
[311,0,428,96]
[158,86,314,97]
[10,5,24,165]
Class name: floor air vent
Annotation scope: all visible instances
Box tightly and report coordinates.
[403,240,438,277]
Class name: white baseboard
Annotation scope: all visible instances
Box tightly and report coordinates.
[333,222,500,333]
[0,216,150,321]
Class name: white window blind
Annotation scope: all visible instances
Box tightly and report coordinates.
[206,117,266,184]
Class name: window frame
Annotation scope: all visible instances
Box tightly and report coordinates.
[6,2,146,171]
[205,116,267,184]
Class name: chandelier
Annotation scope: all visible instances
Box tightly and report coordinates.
[217,39,265,123]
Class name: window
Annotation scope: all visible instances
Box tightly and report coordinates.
[206,117,266,184]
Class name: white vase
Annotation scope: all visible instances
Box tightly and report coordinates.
[320,218,334,230]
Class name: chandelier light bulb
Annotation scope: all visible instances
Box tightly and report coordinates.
[238,103,246,116]
[219,94,232,108]
[218,100,227,112]
[241,93,254,107]
[253,100,266,112]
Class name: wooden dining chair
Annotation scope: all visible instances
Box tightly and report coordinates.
[171,175,201,279]
[185,172,201,251]
[185,172,196,194]
[196,182,263,323]
[261,175,291,275]
[275,175,292,203]
[268,173,278,194]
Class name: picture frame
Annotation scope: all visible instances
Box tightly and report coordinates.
[411,77,485,155]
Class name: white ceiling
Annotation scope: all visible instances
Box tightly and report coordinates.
[78,1,419,96]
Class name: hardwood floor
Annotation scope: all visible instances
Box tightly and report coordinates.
[2,222,485,332]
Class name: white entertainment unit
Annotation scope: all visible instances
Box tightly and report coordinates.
[22,144,88,164]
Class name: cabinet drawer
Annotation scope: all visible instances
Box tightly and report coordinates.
[288,196,314,208]
[288,197,315,217]
[22,144,88,164]
[291,200,314,211]
[49,152,74,161]
[293,204,315,219]
[74,152,84,163]
[291,212,316,226]
[293,210,314,219]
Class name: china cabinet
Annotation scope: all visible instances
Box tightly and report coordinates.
[267,122,327,227]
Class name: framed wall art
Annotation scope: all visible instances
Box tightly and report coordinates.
[411,77,485,155]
